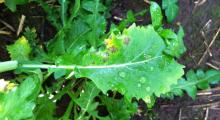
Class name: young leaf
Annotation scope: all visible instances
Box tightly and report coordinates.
[34,94,57,120]
[7,36,31,61]
[100,96,137,120]
[5,0,28,12]
[162,0,179,23]
[169,70,220,99]
[162,26,186,58]
[150,2,163,29]
[75,82,100,119]
[76,24,184,102]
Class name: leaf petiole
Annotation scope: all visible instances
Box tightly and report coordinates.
[0,61,18,73]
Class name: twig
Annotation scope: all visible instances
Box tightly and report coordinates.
[0,19,15,32]
[113,16,123,21]
[17,15,26,36]
[0,30,11,35]
[198,27,220,65]
[178,108,182,120]
[193,0,207,13]
[144,0,150,4]
[206,62,219,70]
[197,91,212,96]
[201,31,212,56]
[187,101,220,108]
[204,108,209,120]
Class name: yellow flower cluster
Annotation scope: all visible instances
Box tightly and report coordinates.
[0,0,4,3]
[0,79,16,93]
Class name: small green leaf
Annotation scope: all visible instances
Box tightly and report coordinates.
[163,26,186,58]
[70,0,81,19]
[75,82,100,119]
[159,29,177,39]
[170,70,220,100]
[162,0,178,9]
[34,94,57,120]
[0,72,42,119]
[101,96,137,120]
[82,0,106,13]
[162,0,179,23]
[5,0,28,12]
[150,2,163,29]
[7,36,31,61]
[165,4,179,23]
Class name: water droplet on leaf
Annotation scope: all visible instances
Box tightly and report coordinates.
[119,72,126,78]
[139,77,146,83]
[146,87,150,92]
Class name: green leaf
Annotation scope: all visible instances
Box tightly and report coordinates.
[163,26,186,58]
[34,94,57,120]
[118,10,136,31]
[83,13,106,47]
[100,96,137,120]
[70,0,81,19]
[150,2,163,29]
[162,0,179,23]
[75,82,100,119]
[165,4,179,23]
[170,70,220,100]
[5,0,28,12]
[76,24,184,102]
[159,29,177,39]
[59,0,69,26]
[162,0,177,9]
[196,70,209,89]
[7,36,31,61]
[82,0,106,13]
[0,71,42,119]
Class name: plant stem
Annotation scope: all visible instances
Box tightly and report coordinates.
[0,61,18,73]
[61,0,66,26]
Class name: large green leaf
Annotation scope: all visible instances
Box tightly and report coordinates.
[76,24,184,102]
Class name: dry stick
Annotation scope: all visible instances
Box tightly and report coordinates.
[17,15,26,36]
[187,101,220,108]
[193,0,207,13]
[204,108,209,120]
[0,30,11,35]
[178,108,182,120]
[201,31,212,56]
[198,27,220,65]
[0,19,15,32]
[144,0,150,4]
[206,62,219,70]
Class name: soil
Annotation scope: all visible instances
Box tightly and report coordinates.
[1,0,220,120]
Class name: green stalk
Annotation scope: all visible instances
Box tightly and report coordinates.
[0,61,18,73]
[61,0,66,26]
